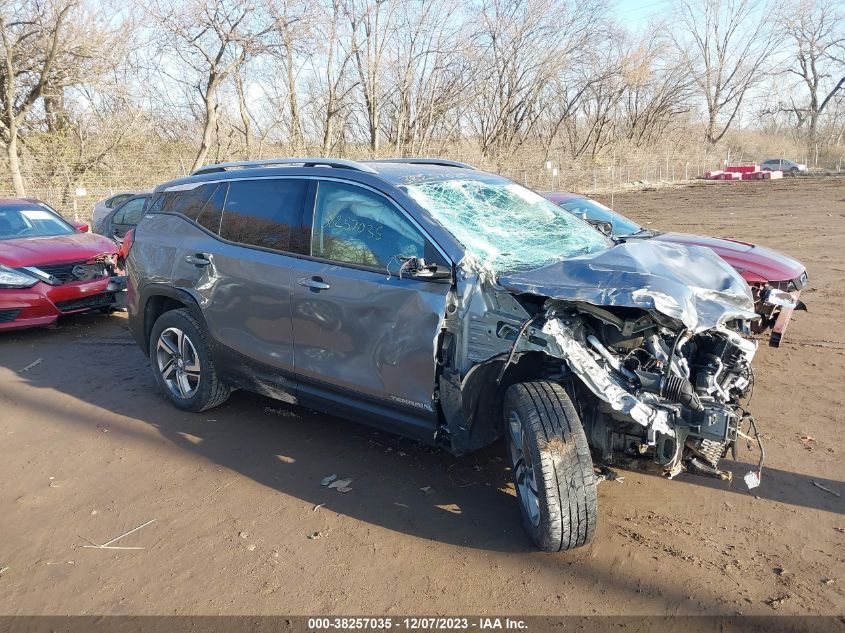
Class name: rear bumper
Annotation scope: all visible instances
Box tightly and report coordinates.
[0,276,121,332]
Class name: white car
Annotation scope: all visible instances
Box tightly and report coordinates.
[91,192,144,234]
[761,158,807,173]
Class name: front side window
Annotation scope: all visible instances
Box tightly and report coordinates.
[154,183,225,234]
[0,207,75,241]
[311,181,438,269]
[220,178,308,253]
[402,175,610,274]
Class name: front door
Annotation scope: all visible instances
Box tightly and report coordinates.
[290,179,451,441]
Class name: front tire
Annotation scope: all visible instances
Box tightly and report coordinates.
[149,308,230,412]
[504,380,597,551]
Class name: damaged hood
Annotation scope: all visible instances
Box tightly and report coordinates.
[0,233,117,267]
[498,239,757,332]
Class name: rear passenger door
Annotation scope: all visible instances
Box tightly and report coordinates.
[290,179,451,441]
[168,177,310,397]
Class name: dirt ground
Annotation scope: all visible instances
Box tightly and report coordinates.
[0,176,843,617]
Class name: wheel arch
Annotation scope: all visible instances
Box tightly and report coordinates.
[445,351,555,454]
[138,285,206,357]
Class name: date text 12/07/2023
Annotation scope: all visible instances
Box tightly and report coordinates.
[307,617,528,630]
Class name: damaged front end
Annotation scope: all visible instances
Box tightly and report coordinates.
[22,253,127,311]
[441,239,765,486]
[516,306,760,482]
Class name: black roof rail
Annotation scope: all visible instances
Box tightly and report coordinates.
[191,157,378,176]
[365,158,477,170]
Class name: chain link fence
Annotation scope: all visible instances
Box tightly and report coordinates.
[1,139,842,223]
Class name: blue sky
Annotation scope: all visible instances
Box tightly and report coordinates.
[613,0,669,30]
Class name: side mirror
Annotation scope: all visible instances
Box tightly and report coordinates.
[396,256,452,281]
[410,264,452,281]
[70,220,89,232]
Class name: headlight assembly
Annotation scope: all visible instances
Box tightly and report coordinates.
[0,265,39,289]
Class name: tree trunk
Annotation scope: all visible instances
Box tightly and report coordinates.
[369,98,379,153]
[192,89,218,172]
[235,71,252,159]
[322,108,334,154]
[6,127,25,196]
[285,39,302,152]
[44,92,68,133]
[705,108,717,145]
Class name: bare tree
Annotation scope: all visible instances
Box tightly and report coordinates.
[265,0,309,151]
[345,0,398,154]
[380,0,472,155]
[34,11,140,202]
[780,0,845,161]
[303,0,358,154]
[620,34,693,146]
[672,0,776,145]
[0,0,79,195]
[146,0,276,172]
[38,93,146,205]
[564,40,628,161]
[233,66,253,158]
[469,0,605,160]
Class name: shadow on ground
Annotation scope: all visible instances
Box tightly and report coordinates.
[1,315,843,618]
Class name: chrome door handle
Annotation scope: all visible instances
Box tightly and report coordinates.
[297,277,330,290]
[185,254,210,267]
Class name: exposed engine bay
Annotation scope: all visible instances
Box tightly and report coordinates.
[438,239,766,487]
[516,301,762,482]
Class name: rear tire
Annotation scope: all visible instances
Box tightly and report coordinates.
[149,308,230,412]
[503,380,597,551]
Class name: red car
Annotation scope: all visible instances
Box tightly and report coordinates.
[545,192,807,346]
[0,198,123,332]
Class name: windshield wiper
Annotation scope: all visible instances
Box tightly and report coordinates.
[625,227,654,238]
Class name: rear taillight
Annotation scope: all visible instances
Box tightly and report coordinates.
[117,229,135,265]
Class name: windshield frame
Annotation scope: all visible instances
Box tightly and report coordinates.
[0,204,77,241]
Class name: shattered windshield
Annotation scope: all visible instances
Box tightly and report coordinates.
[402,176,610,273]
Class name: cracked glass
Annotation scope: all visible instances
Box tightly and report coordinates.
[402,176,610,273]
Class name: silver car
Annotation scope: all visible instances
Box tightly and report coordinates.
[126,158,763,551]
[92,191,145,234]
[760,158,807,173]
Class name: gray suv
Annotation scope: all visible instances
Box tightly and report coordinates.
[127,158,763,551]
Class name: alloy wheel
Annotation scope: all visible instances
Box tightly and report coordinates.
[508,410,541,527]
[155,327,201,399]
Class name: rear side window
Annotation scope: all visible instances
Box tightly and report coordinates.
[219,178,308,253]
[108,194,133,209]
[150,183,225,234]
